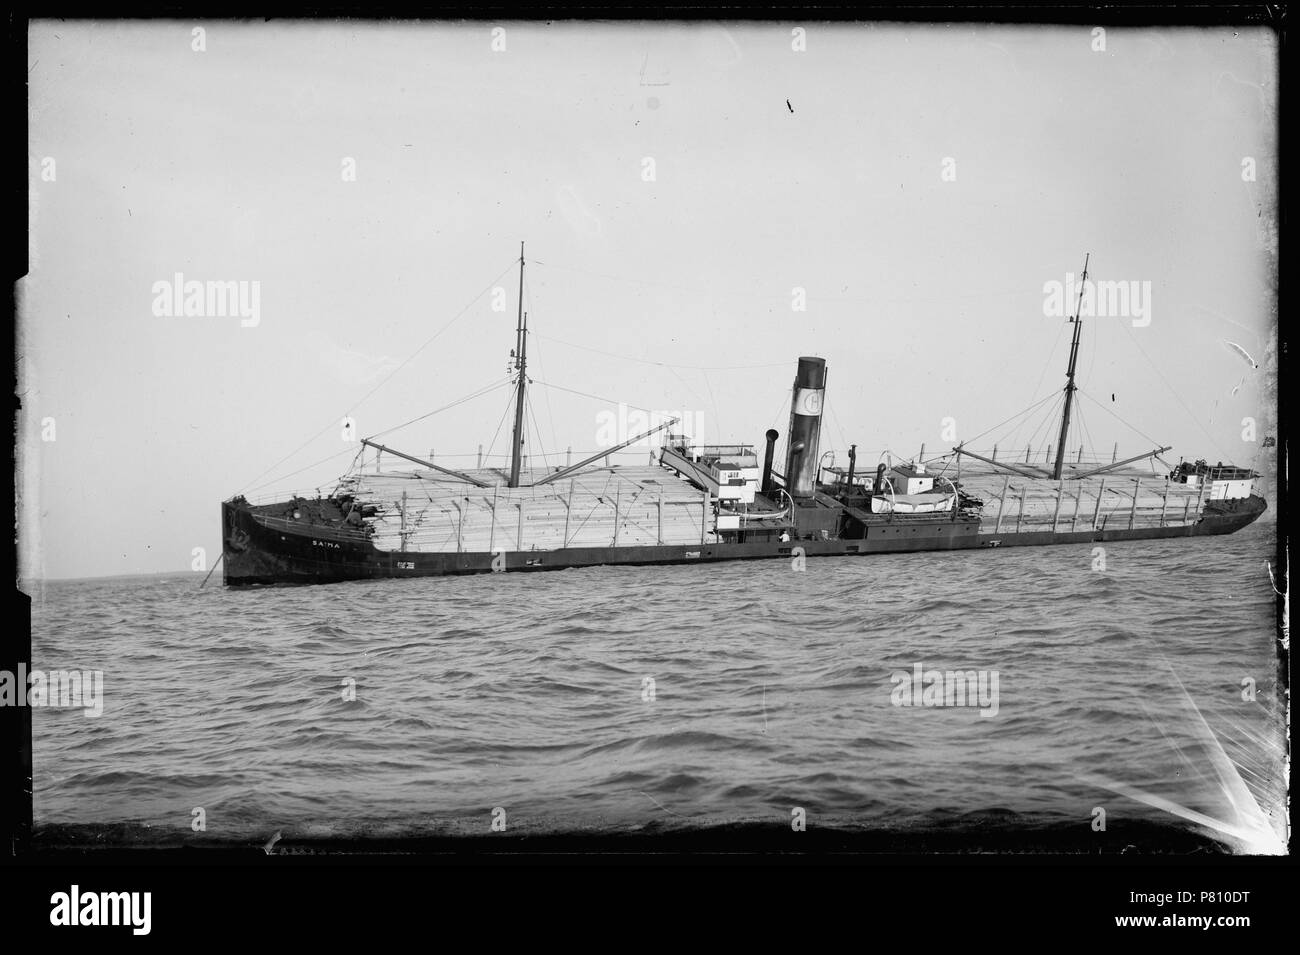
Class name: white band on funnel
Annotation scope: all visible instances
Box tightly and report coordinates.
[793,387,824,416]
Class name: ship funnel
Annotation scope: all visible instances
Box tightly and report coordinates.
[761,429,780,494]
[874,462,886,494]
[784,356,827,499]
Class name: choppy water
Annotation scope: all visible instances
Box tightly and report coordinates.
[28,523,1286,852]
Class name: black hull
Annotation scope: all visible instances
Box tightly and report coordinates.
[222,495,1268,587]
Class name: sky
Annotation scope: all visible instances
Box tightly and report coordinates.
[22,20,1278,579]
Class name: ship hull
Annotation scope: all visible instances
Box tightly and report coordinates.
[222,495,1267,586]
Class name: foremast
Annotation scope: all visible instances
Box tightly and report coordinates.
[1052,253,1088,480]
[508,242,527,488]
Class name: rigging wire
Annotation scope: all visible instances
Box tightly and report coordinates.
[248,371,502,496]
[237,258,520,492]
[1077,389,1162,447]
[1008,389,1060,462]
[483,385,517,466]
[525,392,554,473]
[1021,392,1066,460]
[530,378,672,416]
[1083,283,1100,385]
[250,377,511,491]
[1074,399,1096,463]
[529,258,1043,307]
[533,332,789,372]
[1003,272,1084,467]
[523,270,561,459]
[958,389,1061,449]
[665,363,711,427]
[825,397,851,456]
[766,388,792,473]
[247,445,364,496]
[364,378,512,442]
[1010,385,1068,459]
[700,368,721,446]
[1023,316,1070,419]
[1116,315,1234,462]
[768,387,791,429]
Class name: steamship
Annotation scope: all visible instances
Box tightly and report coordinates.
[221,249,1266,586]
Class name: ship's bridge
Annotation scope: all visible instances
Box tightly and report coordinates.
[1171,462,1258,500]
[661,439,760,503]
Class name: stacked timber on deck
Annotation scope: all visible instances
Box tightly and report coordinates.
[952,462,1209,533]
[336,464,710,554]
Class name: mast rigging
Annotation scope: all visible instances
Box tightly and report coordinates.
[508,242,527,488]
[1052,253,1089,480]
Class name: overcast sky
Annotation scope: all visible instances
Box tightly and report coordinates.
[23,20,1277,579]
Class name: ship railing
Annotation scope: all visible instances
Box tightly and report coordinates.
[981,476,1204,533]
[240,489,336,507]
[364,447,673,471]
[249,512,370,541]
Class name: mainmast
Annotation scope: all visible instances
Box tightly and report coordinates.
[1052,253,1089,480]
[508,242,527,488]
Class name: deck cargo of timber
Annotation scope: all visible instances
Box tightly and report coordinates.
[221,248,1266,586]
